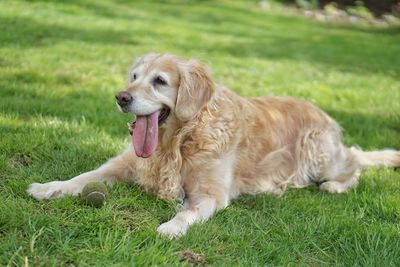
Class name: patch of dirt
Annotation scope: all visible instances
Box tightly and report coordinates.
[178,249,207,265]
[7,153,34,168]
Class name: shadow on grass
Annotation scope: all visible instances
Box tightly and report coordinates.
[0,15,158,48]
[3,1,400,79]
[325,108,400,149]
[0,74,128,138]
[126,1,400,78]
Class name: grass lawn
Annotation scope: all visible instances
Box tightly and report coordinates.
[1,0,400,265]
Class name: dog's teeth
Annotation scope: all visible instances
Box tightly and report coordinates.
[127,122,134,135]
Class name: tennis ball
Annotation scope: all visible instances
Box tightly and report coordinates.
[81,182,108,208]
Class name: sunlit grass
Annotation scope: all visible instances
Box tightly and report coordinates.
[1,0,399,265]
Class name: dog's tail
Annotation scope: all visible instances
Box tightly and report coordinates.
[351,147,400,168]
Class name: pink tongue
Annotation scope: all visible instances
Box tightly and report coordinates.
[132,111,160,158]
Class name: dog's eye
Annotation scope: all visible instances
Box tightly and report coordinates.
[153,76,167,86]
[133,73,137,81]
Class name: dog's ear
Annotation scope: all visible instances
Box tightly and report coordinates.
[175,60,215,121]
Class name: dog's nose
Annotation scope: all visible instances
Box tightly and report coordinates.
[115,91,133,106]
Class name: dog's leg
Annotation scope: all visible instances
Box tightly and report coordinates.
[157,196,221,238]
[319,174,359,193]
[318,143,361,194]
[28,147,135,200]
[157,152,234,238]
[319,158,361,194]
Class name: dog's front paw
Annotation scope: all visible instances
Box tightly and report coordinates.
[27,181,71,200]
[157,220,187,239]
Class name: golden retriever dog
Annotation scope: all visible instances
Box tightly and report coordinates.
[28,53,400,238]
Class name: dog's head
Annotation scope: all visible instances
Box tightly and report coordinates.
[116,53,215,158]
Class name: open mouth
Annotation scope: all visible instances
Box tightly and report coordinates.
[158,107,171,125]
[128,107,170,134]
[128,106,171,158]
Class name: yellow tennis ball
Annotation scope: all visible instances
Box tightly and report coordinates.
[81,182,108,208]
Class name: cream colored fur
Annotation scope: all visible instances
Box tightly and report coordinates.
[28,53,400,238]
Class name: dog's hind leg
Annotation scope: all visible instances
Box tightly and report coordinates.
[319,161,360,194]
[291,128,361,193]
[320,146,400,193]
[27,146,136,200]
[316,140,361,194]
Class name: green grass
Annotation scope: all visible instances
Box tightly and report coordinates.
[1,0,400,265]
